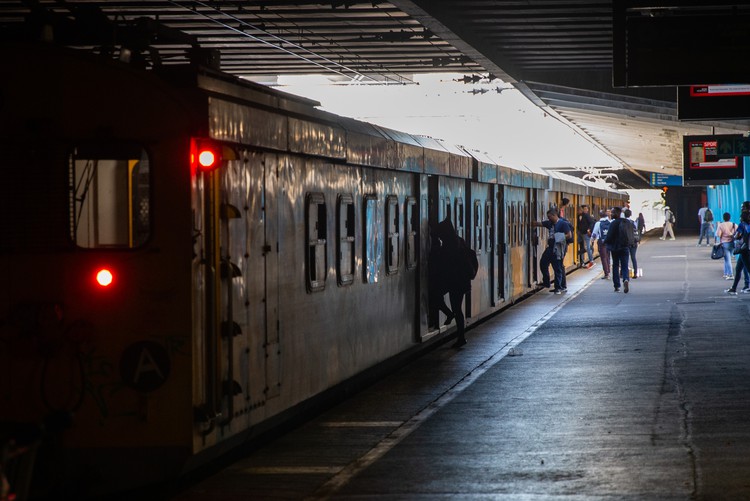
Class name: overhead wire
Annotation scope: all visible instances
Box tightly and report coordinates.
[166,0,412,84]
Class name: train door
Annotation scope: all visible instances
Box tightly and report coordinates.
[193,146,280,438]
[496,187,505,303]
[504,186,528,300]
[530,189,540,285]
[469,182,493,318]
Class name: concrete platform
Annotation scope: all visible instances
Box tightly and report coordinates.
[172,234,750,500]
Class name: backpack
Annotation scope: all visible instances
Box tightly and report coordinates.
[599,219,611,239]
[617,219,636,248]
[459,238,479,280]
[704,209,713,222]
[668,211,675,224]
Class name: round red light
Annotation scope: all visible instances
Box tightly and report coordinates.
[198,150,216,169]
[96,269,114,287]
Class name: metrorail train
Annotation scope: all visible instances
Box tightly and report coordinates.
[0,43,626,497]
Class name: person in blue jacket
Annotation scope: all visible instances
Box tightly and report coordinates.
[533,208,573,295]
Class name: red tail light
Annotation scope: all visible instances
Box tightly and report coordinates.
[96,268,114,287]
[191,138,222,173]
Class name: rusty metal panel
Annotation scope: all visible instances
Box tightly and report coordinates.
[288,117,346,160]
[374,126,424,172]
[209,97,287,151]
[413,136,451,176]
[337,116,394,168]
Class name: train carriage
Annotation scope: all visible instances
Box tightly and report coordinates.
[0,43,626,497]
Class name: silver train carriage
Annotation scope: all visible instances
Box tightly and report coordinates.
[0,43,626,497]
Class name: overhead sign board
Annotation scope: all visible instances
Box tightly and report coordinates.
[649,173,682,187]
[678,85,750,120]
[683,135,744,186]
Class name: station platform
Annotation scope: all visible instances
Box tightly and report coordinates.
[172,233,750,500]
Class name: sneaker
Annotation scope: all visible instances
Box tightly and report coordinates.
[725,288,738,295]
[624,281,629,293]
[586,262,594,269]
[561,287,568,292]
[742,287,750,294]
[725,275,735,280]
[659,237,665,240]
[614,287,620,292]
[670,238,676,240]
[553,290,562,295]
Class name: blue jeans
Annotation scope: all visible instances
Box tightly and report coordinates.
[722,241,734,276]
[698,222,714,245]
[611,247,631,289]
[731,250,750,290]
[629,245,638,275]
[582,234,593,263]
[551,256,565,290]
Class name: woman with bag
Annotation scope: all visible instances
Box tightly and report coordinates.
[715,212,737,280]
[725,210,750,295]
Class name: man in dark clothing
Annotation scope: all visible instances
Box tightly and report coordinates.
[603,207,632,293]
[577,204,595,268]
[533,208,573,294]
[428,232,453,328]
[435,218,472,348]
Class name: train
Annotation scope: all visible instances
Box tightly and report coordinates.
[0,42,626,498]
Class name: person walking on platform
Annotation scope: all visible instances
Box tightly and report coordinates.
[591,209,612,280]
[533,208,573,295]
[637,212,646,239]
[660,206,676,240]
[435,218,472,348]
[577,204,595,269]
[697,206,715,246]
[604,206,634,293]
[624,209,640,279]
[725,210,750,295]
[428,231,453,328]
[715,212,737,281]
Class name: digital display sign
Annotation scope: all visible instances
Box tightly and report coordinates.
[683,135,744,186]
[678,85,750,120]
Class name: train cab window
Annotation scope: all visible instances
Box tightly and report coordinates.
[306,192,327,292]
[364,195,381,283]
[337,194,355,286]
[455,198,464,239]
[485,201,493,254]
[386,195,400,275]
[473,200,482,251]
[405,197,418,270]
[69,144,150,248]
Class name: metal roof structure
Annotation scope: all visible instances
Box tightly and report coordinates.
[2,0,749,188]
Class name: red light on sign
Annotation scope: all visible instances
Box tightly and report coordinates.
[96,269,114,287]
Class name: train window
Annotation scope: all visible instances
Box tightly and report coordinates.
[455,198,464,239]
[444,198,452,223]
[305,192,327,292]
[69,144,150,248]
[363,195,381,284]
[474,200,482,251]
[405,197,418,270]
[386,195,400,275]
[485,201,493,253]
[337,194,355,286]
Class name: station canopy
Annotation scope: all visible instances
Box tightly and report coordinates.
[3,1,750,189]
